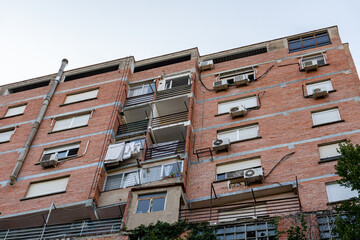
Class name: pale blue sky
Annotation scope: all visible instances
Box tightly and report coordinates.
[0,0,359,85]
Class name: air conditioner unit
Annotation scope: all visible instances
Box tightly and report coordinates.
[312,88,329,99]
[303,60,319,72]
[234,75,250,87]
[244,168,264,183]
[230,106,247,119]
[213,79,229,92]
[213,138,230,153]
[199,60,214,71]
[40,153,59,168]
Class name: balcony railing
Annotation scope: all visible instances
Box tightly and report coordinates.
[151,111,188,128]
[145,141,186,160]
[0,218,122,240]
[179,197,301,223]
[117,119,149,136]
[156,85,191,101]
[125,93,154,107]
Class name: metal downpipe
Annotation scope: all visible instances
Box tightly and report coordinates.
[9,59,68,185]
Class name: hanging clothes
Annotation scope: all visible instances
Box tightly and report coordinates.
[104,142,125,164]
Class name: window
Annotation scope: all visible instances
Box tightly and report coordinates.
[217,158,261,180]
[220,71,255,85]
[317,214,338,240]
[128,83,155,97]
[52,113,91,132]
[306,80,333,95]
[318,142,342,162]
[63,89,99,104]
[312,108,341,126]
[288,32,331,52]
[136,192,166,213]
[301,55,326,68]
[104,161,183,191]
[163,75,189,90]
[4,104,26,117]
[42,142,80,160]
[218,96,257,114]
[215,222,277,240]
[25,176,69,199]
[326,183,358,203]
[218,124,259,143]
[0,128,15,143]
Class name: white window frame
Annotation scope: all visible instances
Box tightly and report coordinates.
[326,183,358,203]
[301,54,326,68]
[312,108,341,126]
[63,88,99,104]
[136,192,167,214]
[318,142,343,161]
[128,83,155,97]
[306,80,333,95]
[25,176,70,199]
[52,113,91,132]
[216,158,262,180]
[218,96,257,114]
[104,161,183,191]
[4,104,27,117]
[0,128,15,143]
[163,74,190,90]
[43,142,80,160]
[218,124,259,143]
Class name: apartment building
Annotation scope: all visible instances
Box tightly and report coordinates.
[0,25,359,240]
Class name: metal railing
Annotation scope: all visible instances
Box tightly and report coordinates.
[117,119,149,136]
[0,218,122,240]
[179,197,301,223]
[125,93,153,107]
[151,111,188,128]
[156,85,191,101]
[145,141,186,160]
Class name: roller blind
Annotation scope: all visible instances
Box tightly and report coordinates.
[312,109,340,125]
[64,89,98,104]
[53,113,90,131]
[0,129,15,142]
[218,125,259,142]
[26,177,69,198]
[319,143,341,159]
[217,158,261,174]
[326,183,358,203]
[218,96,257,114]
[5,105,26,117]
[306,80,333,95]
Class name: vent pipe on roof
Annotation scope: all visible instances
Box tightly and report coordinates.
[10,59,68,185]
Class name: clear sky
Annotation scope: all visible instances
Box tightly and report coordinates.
[0,0,359,85]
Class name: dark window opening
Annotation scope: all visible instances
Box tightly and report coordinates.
[9,80,51,94]
[64,65,119,82]
[288,32,331,53]
[134,55,191,73]
[212,47,268,64]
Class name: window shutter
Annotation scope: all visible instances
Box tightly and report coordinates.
[326,183,358,202]
[318,143,341,159]
[72,114,90,128]
[306,80,333,95]
[26,177,69,198]
[238,125,258,140]
[64,89,99,104]
[217,158,261,174]
[5,105,26,117]
[218,130,237,142]
[0,129,15,142]
[218,96,257,114]
[53,118,72,131]
[105,174,123,191]
[312,109,340,125]
[43,143,80,155]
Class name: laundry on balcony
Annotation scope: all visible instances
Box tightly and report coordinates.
[104,142,141,164]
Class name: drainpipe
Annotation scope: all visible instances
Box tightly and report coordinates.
[9,59,68,185]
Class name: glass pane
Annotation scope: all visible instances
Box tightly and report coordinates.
[68,148,79,156]
[143,83,155,94]
[152,197,165,212]
[257,223,266,230]
[136,199,150,213]
[123,171,139,188]
[224,234,234,240]
[57,151,68,159]
[225,226,235,233]
[138,192,166,199]
[247,225,256,231]
[302,38,316,48]
[104,174,123,191]
[236,233,246,239]
[289,41,302,51]
[216,228,225,234]
[171,76,189,87]
[316,34,330,45]
[257,231,267,237]
[142,166,161,184]
[217,173,226,180]
[236,225,245,232]
[163,162,182,177]
[129,86,143,97]
[246,231,256,238]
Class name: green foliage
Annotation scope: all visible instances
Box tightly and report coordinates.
[129,220,217,240]
[285,214,307,240]
[333,140,360,239]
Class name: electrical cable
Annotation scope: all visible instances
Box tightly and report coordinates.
[252,65,274,82]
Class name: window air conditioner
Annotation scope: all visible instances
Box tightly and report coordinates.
[213,79,229,92]
[312,88,329,99]
[199,60,214,71]
[213,138,230,153]
[230,106,247,119]
[303,60,319,72]
[40,153,59,168]
[244,168,264,183]
[234,75,250,87]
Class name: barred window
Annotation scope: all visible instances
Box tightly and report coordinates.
[215,222,277,240]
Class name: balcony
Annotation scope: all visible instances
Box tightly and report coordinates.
[145,141,186,160]
[125,93,154,107]
[156,84,191,101]
[116,119,149,137]
[151,111,188,128]
[179,197,301,223]
[0,218,122,240]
